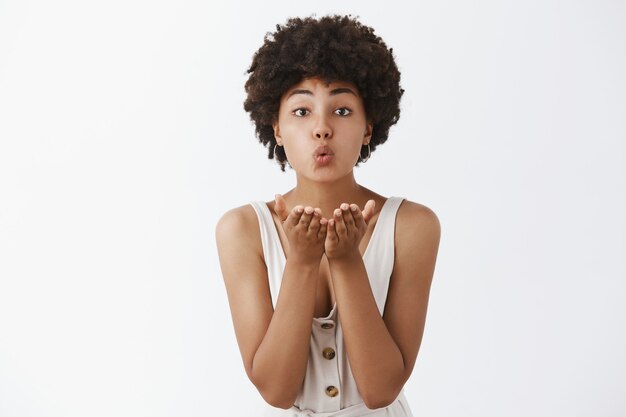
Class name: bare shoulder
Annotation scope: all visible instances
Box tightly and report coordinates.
[396,199,441,243]
[215,204,260,245]
[393,200,441,282]
[215,204,265,273]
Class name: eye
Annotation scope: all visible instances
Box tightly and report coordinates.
[292,108,310,117]
[334,107,352,116]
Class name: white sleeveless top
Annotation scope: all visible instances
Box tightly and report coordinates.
[250,197,413,417]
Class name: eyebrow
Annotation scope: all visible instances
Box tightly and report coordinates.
[287,87,357,98]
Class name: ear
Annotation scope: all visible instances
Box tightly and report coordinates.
[272,121,282,144]
[363,121,373,144]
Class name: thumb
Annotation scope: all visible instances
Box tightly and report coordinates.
[274,194,289,222]
[362,199,376,224]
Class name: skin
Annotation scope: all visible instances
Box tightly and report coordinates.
[216,77,441,410]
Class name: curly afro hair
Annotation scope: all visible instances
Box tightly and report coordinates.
[244,14,404,171]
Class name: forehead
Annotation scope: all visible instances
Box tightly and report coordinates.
[282,77,360,99]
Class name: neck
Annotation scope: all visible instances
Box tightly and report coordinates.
[284,172,368,219]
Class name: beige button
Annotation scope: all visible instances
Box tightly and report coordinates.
[321,322,334,330]
[322,347,336,360]
[325,385,339,397]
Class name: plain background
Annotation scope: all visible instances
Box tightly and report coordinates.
[1,1,625,416]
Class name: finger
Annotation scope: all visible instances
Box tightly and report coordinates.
[298,206,315,228]
[326,218,338,243]
[287,205,304,227]
[362,199,376,224]
[314,207,322,217]
[349,203,367,230]
[318,217,328,240]
[274,194,289,222]
[333,207,347,237]
[308,207,321,231]
[340,203,355,234]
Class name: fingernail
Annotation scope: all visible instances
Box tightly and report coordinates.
[305,206,313,214]
[329,219,334,226]
[341,203,349,210]
[335,209,341,217]
[350,204,358,211]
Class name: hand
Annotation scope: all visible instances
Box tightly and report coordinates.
[325,200,375,260]
[273,194,328,265]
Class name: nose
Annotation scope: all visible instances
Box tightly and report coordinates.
[313,114,332,140]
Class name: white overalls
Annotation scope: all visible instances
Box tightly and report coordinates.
[250,197,413,417]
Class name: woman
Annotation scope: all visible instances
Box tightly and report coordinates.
[216,15,441,416]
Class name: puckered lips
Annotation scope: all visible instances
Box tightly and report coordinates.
[313,145,335,166]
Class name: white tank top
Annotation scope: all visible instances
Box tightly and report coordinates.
[250,197,413,417]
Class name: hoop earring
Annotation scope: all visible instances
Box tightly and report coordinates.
[274,143,292,169]
[360,143,371,163]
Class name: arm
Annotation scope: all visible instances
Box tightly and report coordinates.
[215,203,327,409]
[326,201,441,409]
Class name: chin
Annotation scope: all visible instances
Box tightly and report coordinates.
[304,167,353,183]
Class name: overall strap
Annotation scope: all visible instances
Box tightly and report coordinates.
[249,201,285,307]
[363,196,405,314]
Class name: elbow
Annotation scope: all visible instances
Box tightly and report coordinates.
[258,389,297,410]
[362,396,396,410]
[246,358,300,410]
[361,363,411,409]
[361,387,402,410]
[250,376,298,410]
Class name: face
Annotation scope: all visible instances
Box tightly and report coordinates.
[272,77,373,182]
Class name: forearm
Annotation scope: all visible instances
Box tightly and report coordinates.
[250,259,318,407]
[329,255,406,408]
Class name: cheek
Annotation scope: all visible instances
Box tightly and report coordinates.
[282,140,308,165]
[279,116,309,139]
[280,123,301,138]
